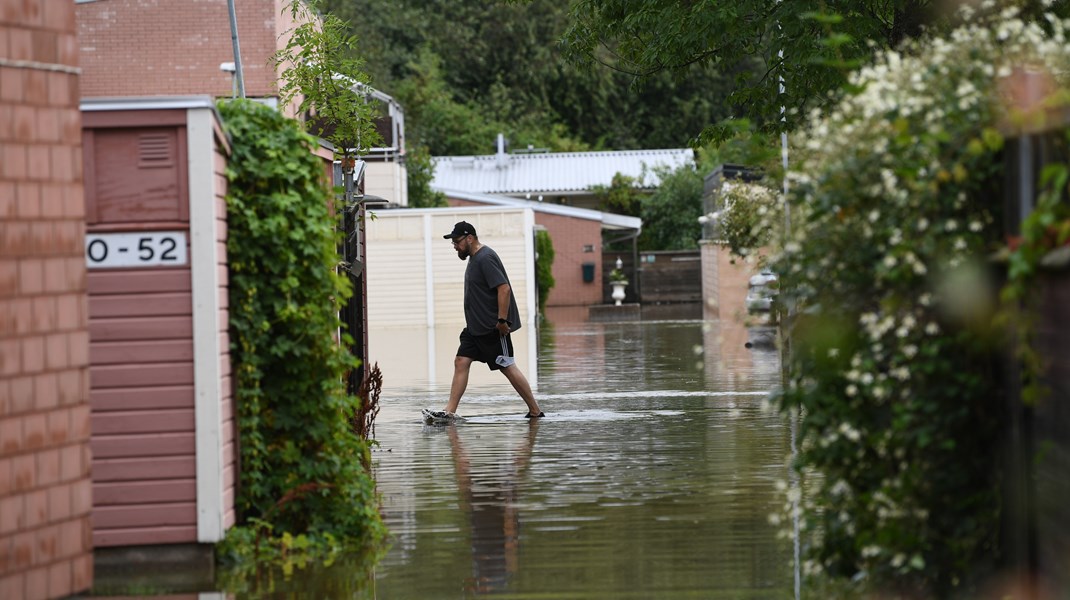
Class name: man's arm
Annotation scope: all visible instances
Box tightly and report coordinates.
[496,283,511,334]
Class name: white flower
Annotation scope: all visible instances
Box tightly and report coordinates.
[946,219,958,232]
[925,322,940,335]
[830,479,852,496]
[846,384,858,397]
[903,344,918,358]
[883,255,898,269]
[969,220,983,232]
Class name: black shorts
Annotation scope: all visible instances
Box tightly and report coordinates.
[458,328,514,371]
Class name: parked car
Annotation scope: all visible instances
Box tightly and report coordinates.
[745,270,779,315]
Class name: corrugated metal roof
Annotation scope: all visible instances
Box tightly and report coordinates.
[432,148,694,194]
[436,188,642,232]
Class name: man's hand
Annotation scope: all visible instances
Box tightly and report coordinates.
[495,321,510,336]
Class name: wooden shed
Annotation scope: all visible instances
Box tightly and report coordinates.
[81,97,236,546]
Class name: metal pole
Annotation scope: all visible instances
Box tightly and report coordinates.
[226,0,246,99]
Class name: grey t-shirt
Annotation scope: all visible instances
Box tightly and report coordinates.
[464,245,521,336]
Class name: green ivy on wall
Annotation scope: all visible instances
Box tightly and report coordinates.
[217,100,384,558]
[535,229,556,313]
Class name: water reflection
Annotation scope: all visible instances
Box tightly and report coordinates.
[370,306,793,598]
[449,420,538,593]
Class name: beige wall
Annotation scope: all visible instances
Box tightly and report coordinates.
[1,0,94,597]
[364,208,538,390]
[365,161,408,207]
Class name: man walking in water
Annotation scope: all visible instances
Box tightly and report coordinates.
[423,221,545,423]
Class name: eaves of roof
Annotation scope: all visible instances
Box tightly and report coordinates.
[436,188,642,232]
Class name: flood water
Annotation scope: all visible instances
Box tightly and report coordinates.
[92,307,794,598]
[365,307,793,598]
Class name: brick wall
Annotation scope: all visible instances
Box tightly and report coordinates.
[77,0,284,99]
[1,0,94,598]
[535,213,603,307]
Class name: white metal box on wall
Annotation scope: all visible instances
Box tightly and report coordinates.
[364,207,538,390]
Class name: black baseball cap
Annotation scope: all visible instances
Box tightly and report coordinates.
[443,221,477,239]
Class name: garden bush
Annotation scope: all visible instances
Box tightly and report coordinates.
[753,6,1070,595]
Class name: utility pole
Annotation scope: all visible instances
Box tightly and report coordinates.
[226,0,246,98]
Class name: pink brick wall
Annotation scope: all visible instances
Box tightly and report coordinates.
[1,0,94,598]
[77,0,286,99]
[534,213,603,307]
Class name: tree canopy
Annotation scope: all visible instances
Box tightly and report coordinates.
[326,0,745,154]
[563,0,938,134]
[562,0,1070,135]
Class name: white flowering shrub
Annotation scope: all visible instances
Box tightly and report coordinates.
[716,181,780,260]
[771,5,1070,595]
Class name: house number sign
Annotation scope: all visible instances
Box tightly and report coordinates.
[85,232,188,268]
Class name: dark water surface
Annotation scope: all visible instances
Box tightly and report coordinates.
[367,312,792,598]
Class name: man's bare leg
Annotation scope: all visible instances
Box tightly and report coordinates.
[501,365,542,415]
[444,355,473,414]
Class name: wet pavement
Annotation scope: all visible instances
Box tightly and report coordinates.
[366,308,793,598]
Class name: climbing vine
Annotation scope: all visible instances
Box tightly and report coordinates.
[217,100,384,562]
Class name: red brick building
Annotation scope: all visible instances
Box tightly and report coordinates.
[1,0,95,597]
[77,0,297,104]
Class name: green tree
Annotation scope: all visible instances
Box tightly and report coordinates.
[637,165,704,251]
[562,0,941,132]
[562,1,1070,134]
[406,144,447,208]
[326,0,742,152]
[592,173,644,217]
[274,0,381,160]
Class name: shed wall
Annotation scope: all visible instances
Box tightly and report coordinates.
[88,264,198,547]
[364,208,538,389]
[83,107,234,547]
[85,114,197,546]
